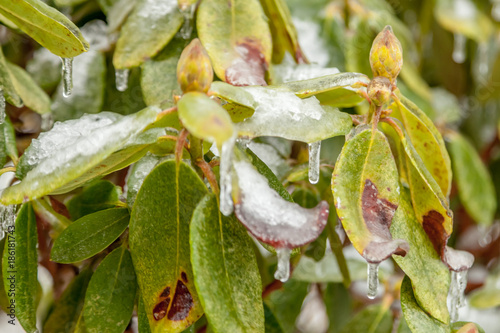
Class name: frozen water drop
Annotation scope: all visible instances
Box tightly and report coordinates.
[61,57,73,97]
[308,141,321,184]
[478,42,488,77]
[449,269,468,322]
[41,113,54,132]
[236,137,251,149]
[0,89,5,124]
[179,5,195,39]
[452,33,466,64]
[367,262,379,299]
[219,135,236,216]
[115,68,130,92]
[274,247,291,282]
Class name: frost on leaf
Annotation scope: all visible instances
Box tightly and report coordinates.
[232,154,328,249]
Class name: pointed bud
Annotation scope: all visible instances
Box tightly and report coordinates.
[369,26,403,83]
[367,76,392,106]
[177,38,214,94]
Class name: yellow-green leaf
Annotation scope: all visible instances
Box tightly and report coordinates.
[0,47,22,107]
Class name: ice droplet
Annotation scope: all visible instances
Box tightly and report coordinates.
[308,141,321,184]
[115,68,130,92]
[0,89,5,125]
[219,135,236,216]
[367,262,379,299]
[449,269,468,322]
[274,248,291,282]
[41,113,54,132]
[452,33,466,64]
[61,57,73,97]
[180,5,195,39]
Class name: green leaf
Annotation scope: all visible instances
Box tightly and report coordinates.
[323,283,352,333]
[129,160,207,333]
[67,180,122,220]
[44,268,93,333]
[209,82,255,122]
[259,0,305,64]
[0,47,22,107]
[31,197,71,238]
[84,246,137,333]
[2,203,38,333]
[264,280,308,333]
[339,304,393,333]
[141,38,186,107]
[51,50,106,121]
[1,106,160,204]
[126,153,165,207]
[332,127,408,263]
[279,72,370,108]
[113,0,183,69]
[51,208,130,263]
[178,92,234,147]
[0,0,89,58]
[197,0,272,85]
[138,295,152,333]
[264,303,283,333]
[6,62,50,114]
[0,116,18,166]
[446,131,496,226]
[400,276,451,333]
[390,188,450,323]
[107,0,137,32]
[451,322,485,333]
[190,194,264,333]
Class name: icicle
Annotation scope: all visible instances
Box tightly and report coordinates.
[274,248,292,282]
[367,262,379,299]
[449,270,468,322]
[478,42,488,78]
[115,68,130,92]
[41,113,54,132]
[61,57,73,97]
[219,135,236,216]
[0,89,5,125]
[452,33,466,64]
[308,141,321,184]
[180,5,195,40]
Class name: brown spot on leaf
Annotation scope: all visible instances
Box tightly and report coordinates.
[153,299,170,321]
[167,280,193,321]
[422,210,447,257]
[225,38,268,86]
[160,286,170,298]
[362,179,398,239]
[181,272,188,283]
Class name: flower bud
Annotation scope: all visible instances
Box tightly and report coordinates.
[367,76,392,106]
[177,38,213,94]
[369,26,403,83]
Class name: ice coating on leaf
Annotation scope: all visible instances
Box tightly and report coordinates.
[61,57,73,97]
[126,154,164,207]
[449,270,468,322]
[219,135,235,216]
[232,158,329,248]
[272,62,340,83]
[81,20,110,52]
[444,246,474,272]
[40,113,54,132]
[0,204,16,240]
[308,141,321,184]
[137,0,178,20]
[452,33,466,63]
[0,89,5,124]
[179,5,195,39]
[367,262,379,299]
[115,68,130,92]
[274,248,291,282]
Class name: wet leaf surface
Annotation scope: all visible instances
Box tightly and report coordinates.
[332,127,408,263]
[197,0,272,86]
[0,0,89,58]
[2,203,38,333]
[190,194,264,332]
[51,208,130,263]
[130,160,207,333]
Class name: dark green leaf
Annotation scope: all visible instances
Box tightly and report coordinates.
[264,303,283,333]
[51,208,130,263]
[2,203,38,333]
[84,246,137,333]
[67,180,122,220]
[339,304,392,333]
[0,116,18,166]
[190,194,264,332]
[129,160,207,332]
[138,295,152,333]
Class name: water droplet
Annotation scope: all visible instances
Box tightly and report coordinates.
[478,42,488,77]
[41,113,54,131]
[219,135,236,216]
[367,262,379,299]
[449,269,468,322]
[0,89,5,125]
[308,141,321,184]
[180,5,195,40]
[61,57,73,97]
[274,248,291,282]
[236,137,251,149]
[115,68,130,92]
[452,33,466,64]
[492,2,500,21]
